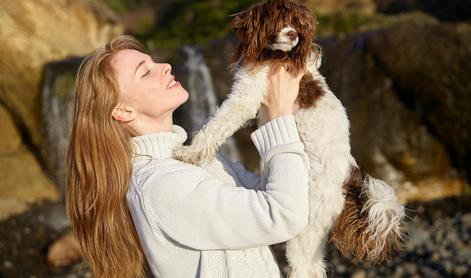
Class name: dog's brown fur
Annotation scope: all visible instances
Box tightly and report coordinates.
[231,0,325,108]
[299,73,325,109]
[332,167,403,263]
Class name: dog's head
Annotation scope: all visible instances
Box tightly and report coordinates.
[231,0,317,73]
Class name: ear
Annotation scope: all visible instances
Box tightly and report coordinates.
[231,10,249,42]
[298,5,317,35]
[111,104,136,123]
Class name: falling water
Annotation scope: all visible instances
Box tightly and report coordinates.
[179,46,241,162]
[41,58,81,198]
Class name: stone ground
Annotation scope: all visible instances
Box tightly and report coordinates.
[325,196,471,278]
[1,196,470,277]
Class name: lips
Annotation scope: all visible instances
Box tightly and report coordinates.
[166,77,179,89]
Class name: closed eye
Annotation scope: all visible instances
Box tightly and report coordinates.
[142,69,150,78]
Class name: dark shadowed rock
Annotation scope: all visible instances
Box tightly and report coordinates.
[364,14,471,181]
[375,0,471,22]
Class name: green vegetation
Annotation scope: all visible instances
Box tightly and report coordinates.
[316,11,437,38]
[138,0,255,49]
[97,0,143,15]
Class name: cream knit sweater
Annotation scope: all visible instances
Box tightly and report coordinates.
[127,114,310,278]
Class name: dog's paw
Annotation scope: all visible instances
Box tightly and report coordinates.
[172,145,203,165]
[172,144,218,165]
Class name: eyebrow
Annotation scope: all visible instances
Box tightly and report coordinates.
[134,60,146,75]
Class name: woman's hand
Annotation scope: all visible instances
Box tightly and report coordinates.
[262,66,304,121]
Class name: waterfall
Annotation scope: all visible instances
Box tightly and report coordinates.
[179,46,241,162]
[41,58,81,198]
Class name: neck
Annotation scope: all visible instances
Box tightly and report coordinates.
[127,112,174,136]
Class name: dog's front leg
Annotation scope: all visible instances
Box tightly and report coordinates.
[173,68,267,165]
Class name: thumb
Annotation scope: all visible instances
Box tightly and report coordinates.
[295,70,305,81]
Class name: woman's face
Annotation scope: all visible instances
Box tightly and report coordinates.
[110,49,189,122]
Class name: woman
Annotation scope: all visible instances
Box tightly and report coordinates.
[66,35,309,277]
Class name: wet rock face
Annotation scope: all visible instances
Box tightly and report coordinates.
[0,0,122,219]
[0,104,58,221]
[0,0,122,149]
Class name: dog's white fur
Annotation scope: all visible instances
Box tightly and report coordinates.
[268,26,299,51]
[173,27,405,278]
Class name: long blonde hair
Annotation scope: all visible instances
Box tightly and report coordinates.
[66,35,147,277]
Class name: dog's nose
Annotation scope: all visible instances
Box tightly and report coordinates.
[287,30,298,41]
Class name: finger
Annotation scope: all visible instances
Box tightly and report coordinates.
[295,70,305,81]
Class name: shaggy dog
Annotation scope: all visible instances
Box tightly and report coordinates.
[172,0,406,277]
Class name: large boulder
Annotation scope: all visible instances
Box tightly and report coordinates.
[318,12,470,201]
[364,13,471,182]
[0,0,122,219]
[0,0,122,149]
[0,103,58,220]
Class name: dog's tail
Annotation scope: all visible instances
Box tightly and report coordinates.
[331,166,406,263]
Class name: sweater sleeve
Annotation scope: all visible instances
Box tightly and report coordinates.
[216,153,262,191]
[141,114,310,250]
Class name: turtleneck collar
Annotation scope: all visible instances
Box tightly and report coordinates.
[131,124,188,159]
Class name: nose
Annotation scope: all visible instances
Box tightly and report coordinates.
[161,63,172,76]
[287,30,298,41]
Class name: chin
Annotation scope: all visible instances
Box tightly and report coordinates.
[175,88,190,106]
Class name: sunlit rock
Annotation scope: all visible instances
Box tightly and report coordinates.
[0,0,122,149]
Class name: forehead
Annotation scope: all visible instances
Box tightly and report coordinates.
[110,49,147,72]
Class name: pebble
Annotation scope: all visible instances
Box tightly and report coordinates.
[455,265,468,276]
[3,260,13,268]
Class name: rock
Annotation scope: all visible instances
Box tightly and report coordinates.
[0,100,59,220]
[0,0,122,149]
[375,0,471,22]
[365,13,471,181]
[455,265,468,276]
[0,201,91,276]
[47,232,81,267]
[0,144,59,220]
[0,0,123,219]
[319,12,470,200]
[352,270,366,278]
[0,104,21,153]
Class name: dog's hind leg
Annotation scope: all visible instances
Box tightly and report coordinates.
[285,219,328,278]
[286,113,352,278]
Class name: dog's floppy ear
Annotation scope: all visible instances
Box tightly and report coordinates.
[231,5,268,59]
[231,10,250,42]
